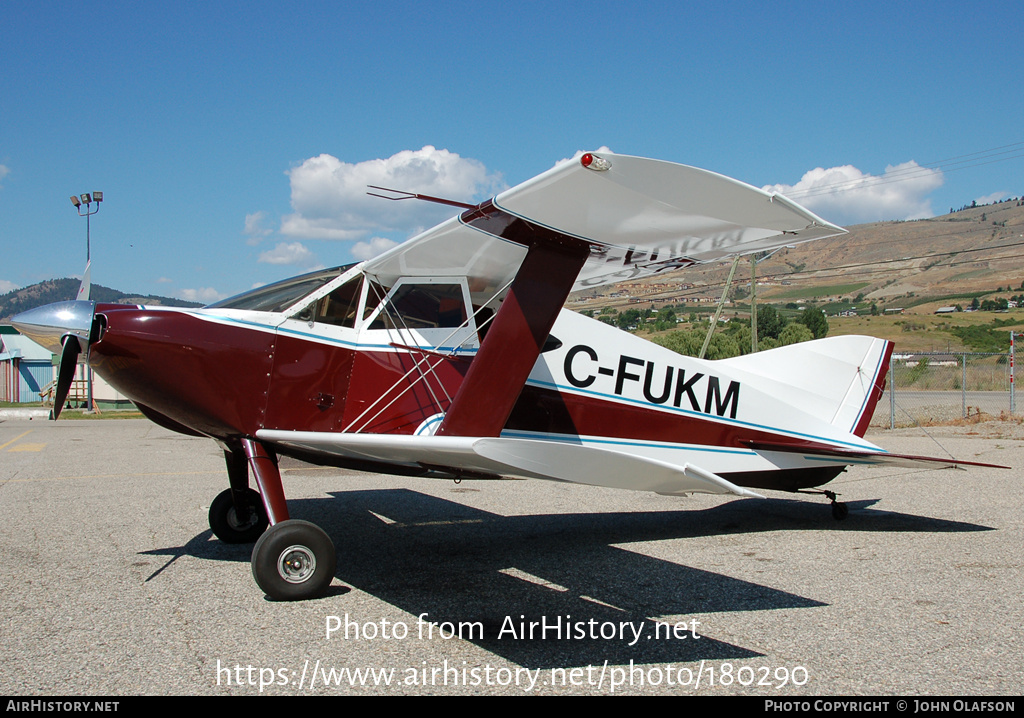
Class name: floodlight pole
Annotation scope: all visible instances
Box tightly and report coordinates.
[70,192,102,412]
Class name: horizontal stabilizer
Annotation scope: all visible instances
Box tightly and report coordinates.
[747,440,1009,470]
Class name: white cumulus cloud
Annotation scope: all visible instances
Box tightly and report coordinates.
[763,161,944,225]
[280,146,504,241]
[974,191,1010,206]
[258,241,321,268]
[0,279,19,293]
[179,287,226,304]
[351,237,399,261]
[0,165,9,188]
[244,211,273,245]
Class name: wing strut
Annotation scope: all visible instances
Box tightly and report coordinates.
[437,241,589,437]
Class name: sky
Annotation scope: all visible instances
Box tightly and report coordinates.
[2,1,1022,302]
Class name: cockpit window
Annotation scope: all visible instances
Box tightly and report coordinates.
[367,283,468,330]
[300,274,364,328]
[208,266,353,312]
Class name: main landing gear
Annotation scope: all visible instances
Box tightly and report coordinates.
[209,439,337,601]
[209,488,268,543]
[252,520,336,601]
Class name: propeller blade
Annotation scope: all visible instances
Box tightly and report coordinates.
[76,261,91,301]
[51,335,81,420]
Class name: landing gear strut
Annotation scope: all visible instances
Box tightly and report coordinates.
[214,439,337,600]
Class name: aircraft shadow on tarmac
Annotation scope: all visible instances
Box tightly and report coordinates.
[139,487,993,669]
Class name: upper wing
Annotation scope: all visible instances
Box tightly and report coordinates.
[362,151,846,300]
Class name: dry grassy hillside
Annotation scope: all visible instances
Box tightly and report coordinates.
[761,200,1024,303]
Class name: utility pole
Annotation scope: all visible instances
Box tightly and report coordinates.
[750,255,758,353]
[69,191,103,412]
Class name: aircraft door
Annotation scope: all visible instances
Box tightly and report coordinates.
[343,278,478,434]
[262,274,363,432]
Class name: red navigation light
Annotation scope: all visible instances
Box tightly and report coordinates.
[580,153,611,171]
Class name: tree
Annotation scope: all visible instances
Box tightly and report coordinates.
[756,305,787,340]
[615,308,642,330]
[652,329,741,360]
[799,306,828,339]
[652,330,704,357]
[778,323,814,346]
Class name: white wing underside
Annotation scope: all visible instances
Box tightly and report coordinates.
[255,430,764,498]
[363,152,846,298]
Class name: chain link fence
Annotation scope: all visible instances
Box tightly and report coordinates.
[870,351,1017,428]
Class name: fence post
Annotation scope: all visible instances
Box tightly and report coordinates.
[1011,332,1016,415]
[962,352,967,418]
[889,356,895,430]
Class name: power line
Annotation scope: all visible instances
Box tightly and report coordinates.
[779,140,1024,200]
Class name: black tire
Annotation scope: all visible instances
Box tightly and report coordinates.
[209,488,268,543]
[832,502,849,521]
[251,520,336,601]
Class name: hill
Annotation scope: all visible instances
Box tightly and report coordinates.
[0,278,202,322]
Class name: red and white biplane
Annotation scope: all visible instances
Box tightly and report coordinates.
[14,152,997,600]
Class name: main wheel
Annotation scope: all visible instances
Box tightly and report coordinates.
[209,488,268,543]
[831,501,849,521]
[251,520,336,601]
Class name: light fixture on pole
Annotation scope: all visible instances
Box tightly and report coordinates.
[70,191,102,263]
[69,190,103,412]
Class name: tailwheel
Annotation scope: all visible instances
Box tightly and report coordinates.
[797,488,849,521]
[251,520,336,601]
[209,488,268,543]
[824,490,848,521]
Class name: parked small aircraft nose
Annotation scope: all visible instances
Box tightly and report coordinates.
[85,305,276,438]
[11,300,97,355]
[12,300,100,419]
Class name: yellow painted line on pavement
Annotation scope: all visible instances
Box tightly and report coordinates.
[5,466,347,483]
[0,431,33,451]
[6,470,225,483]
[8,443,45,452]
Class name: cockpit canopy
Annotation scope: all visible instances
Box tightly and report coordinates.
[207,265,485,341]
[208,266,353,313]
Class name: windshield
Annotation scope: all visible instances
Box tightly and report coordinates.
[207,266,354,312]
